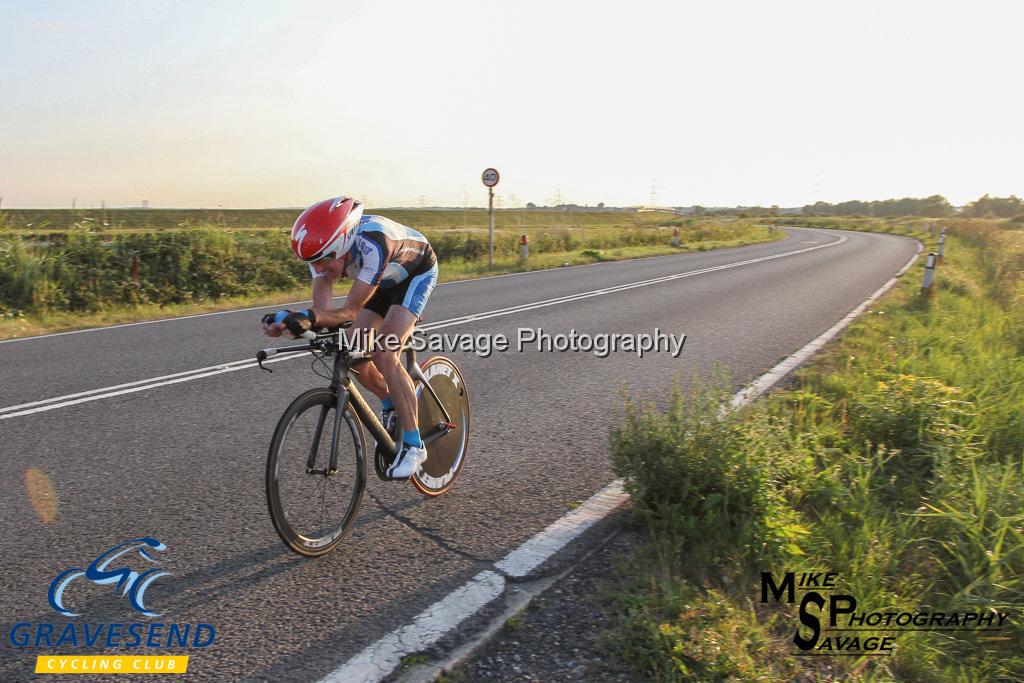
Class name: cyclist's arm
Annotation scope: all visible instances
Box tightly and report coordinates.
[312,278,376,327]
[311,272,334,310]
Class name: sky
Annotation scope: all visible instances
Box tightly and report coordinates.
[1,0,1022,209]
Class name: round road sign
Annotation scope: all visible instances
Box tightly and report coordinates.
[481,168,500,188]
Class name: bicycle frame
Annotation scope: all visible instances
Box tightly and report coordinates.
[258,331,454,476]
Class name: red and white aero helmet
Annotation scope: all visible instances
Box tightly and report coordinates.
[290,196,364,262]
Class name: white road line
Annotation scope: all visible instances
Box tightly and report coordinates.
[321,571,506,683]
[0,230,847,421]
[0,298,320,346]
[0,228,800,346]
[319,238,922,683]
[0,359,254,414]
[494,481,627,578]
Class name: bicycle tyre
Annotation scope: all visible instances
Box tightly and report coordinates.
[266,388,366,557]
[411,356,471,497]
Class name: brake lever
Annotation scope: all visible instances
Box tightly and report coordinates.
[256,349,273,373]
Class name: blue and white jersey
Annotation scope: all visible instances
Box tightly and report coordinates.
[310,215,436,288]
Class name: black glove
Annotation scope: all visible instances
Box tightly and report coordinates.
[282,309,317,337]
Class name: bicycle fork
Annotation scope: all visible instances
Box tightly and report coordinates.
[304,386,353,477]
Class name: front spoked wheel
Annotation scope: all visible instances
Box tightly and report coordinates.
[411,356,471,496]
[266,388,366,557]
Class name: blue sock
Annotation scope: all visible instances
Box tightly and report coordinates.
[402,429,423,447]
[381,396,394,411]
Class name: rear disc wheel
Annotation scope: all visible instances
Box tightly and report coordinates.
[410,356,471,496]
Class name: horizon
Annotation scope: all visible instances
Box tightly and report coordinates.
[2,1,1022,209]
[0,194,1004,212]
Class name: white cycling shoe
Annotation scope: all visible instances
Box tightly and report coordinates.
[387,442,427,480]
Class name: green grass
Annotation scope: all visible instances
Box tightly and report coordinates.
[504,610,526,632]
[607,219,1024,681]
[399,652,430,669]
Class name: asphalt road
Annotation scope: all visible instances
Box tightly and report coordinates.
[0,227,918,681]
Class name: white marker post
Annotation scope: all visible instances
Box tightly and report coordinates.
[482,168,500,268]
[938,234,946,259]
[921,251,937,298]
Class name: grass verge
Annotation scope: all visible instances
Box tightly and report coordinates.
[607,221,1024,681]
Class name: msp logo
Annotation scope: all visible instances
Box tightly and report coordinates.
[9,537,215,676]
[49,537,169,617]
[761,571,1015,657]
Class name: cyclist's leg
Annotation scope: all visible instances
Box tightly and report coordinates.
[374,263,438,437]
[350,307,389,401]
[374,305,419,435]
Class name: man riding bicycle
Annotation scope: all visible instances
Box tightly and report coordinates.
[261,196,438,480]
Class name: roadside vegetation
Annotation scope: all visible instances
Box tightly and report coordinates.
[609,218,1024,680]
[1,207,681,233]
[0,209,779,339]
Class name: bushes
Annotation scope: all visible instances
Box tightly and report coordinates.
[611,373,815,573]
[0,238,62,312]
[0,228,309,315]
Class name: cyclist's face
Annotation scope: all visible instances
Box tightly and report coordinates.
[310,252,350,277]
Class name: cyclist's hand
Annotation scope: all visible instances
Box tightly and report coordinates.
[260,310,291,338]
[282,309,317,338]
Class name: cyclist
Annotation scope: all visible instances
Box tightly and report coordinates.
[261,196,438,480]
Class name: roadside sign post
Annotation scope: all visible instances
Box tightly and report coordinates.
[482,168,500,268]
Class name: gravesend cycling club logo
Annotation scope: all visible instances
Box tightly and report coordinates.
[761,570,1016,656]
[49,537,169,617]
[9,536,216,676]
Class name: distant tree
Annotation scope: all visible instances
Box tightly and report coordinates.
[526,202,537,209]
[920,201,952,218]
[964,194,1024,218]
[802,195,951,217]
[597,202,605,209]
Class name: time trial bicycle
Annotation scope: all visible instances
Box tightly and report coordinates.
[256,322,471,557]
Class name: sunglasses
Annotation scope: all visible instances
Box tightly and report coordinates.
[310,252,352,266]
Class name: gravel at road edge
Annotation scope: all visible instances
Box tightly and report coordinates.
[439,525,641,682]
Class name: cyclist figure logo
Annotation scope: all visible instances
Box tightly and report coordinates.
[48,537,170,618]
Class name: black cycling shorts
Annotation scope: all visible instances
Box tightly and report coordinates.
[363,263,439,319]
